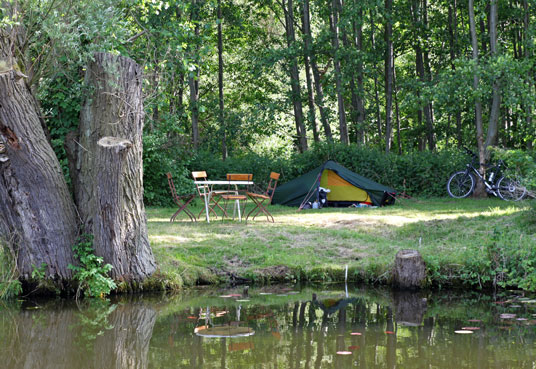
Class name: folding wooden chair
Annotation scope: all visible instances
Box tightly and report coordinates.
[191,171,228,219]
[220,173,252,222]
[246,172,280,222]
[166,173,196,222]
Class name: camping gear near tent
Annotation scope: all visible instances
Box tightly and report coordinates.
[271,160,396,207]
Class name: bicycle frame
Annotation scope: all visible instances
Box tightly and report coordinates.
[463,160,503,196]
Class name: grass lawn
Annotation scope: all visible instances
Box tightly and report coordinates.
[147,197,534,289]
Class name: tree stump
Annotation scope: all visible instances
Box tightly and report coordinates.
[393,249,426,290]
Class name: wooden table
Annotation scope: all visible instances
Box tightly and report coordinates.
[194,180,254,223]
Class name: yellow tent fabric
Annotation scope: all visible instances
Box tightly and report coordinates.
[320,170,372,203]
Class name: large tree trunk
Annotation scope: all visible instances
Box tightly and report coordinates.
[75,53,156,282]
[0,39,77,282]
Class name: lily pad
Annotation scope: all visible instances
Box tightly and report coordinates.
[455,330,473,334]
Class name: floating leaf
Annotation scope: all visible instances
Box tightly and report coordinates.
[259,292,272,295]
[336,351,352,355]
[236,299,250,302]
[454,330,473,334]
[461,327,480,330]
[385,331,395,334]
[187,316,197,319]
[350,332,362,336]
[500,313,516,319]
[229,294,242,297]
[348,345,360,350]
[219,295,232,298]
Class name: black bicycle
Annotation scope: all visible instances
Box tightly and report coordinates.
[447,148,526,201]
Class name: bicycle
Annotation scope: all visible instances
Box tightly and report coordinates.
[447,148,526,201]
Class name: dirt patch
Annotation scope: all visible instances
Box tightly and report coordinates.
[255,265,293,279]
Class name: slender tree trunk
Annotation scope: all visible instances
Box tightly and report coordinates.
[75,53,156,281]
[422,0,435,150]
[485,0,501,149]
[339,3,364,145]
[284,0,308,152]
[189,0,200,149]
[394,59,402,155]
[217,0,227,160]
[0,45,78,282]
[384,0,394,153]
[330,0,348,144]
[448,0,464,148]
[353,14,366,145]
[302,0,332,141]
[523,0,533,149]
[469,0,487,197]
[371,10,382,144]
[301,0,319,142]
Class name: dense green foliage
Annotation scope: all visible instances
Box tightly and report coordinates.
[3,0,535,190]
[68,235,117,298]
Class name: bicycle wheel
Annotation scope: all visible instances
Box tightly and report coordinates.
[447,171,475,198]
[497,176,527,201]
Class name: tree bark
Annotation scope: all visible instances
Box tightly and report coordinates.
[75,53,156,282]
[0,38,77,282]
[523,0,533,149]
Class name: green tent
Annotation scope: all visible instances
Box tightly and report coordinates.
[272,160,396,207]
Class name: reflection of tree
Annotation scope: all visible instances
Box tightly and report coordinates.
[0,298,156,369]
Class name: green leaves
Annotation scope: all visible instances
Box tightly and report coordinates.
[68,235,117,299]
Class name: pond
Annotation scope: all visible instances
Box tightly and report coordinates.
[1,285,535,368]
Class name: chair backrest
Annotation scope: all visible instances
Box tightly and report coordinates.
[167,172,178,199]
[226,173,253,181]
[192,171,210,197]
[266,172,280,201]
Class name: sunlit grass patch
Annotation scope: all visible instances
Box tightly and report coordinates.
[146,197,534,287]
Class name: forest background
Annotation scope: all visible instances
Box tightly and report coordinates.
[2,0,536,203]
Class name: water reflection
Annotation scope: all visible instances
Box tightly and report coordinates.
[1,286,536,368]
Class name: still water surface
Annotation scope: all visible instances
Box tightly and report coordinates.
[1,285,535,368]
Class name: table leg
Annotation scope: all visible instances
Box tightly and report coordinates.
[204,192,210,223]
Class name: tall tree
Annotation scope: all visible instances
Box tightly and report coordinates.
[485,0,501,149]
[302,0,333,141]
[189,0,201,149]
[217,0,227,159]
[283,0,308,152]
[329,0,349,144]
[384,0,394,153]
[469,0,487,196]
[300,0,319,142]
